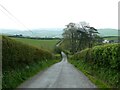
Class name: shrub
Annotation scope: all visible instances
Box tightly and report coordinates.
[2,36,53,71]
[71,44,120,87]
[2,36,57,88]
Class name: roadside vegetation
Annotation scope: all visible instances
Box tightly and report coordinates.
[60,21,119,88]
[2,20,119,88]
[2,36,60,88]
[69,44,120,88]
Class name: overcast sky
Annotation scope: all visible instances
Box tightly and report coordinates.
[0,0,119,30]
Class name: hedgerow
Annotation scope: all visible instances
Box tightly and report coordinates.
[2,36,53,70]
[2,36,58,88]
[71,44,120,88]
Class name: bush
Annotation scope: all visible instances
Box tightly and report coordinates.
[54,46,61,54]
[71,44,120,88]
[91,44,120,70]
[2,36,53,71]
[2,36,57,88]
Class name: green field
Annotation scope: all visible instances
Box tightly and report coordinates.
[2,36,60,88]
[11,37,60,52]
[103,36,118,40]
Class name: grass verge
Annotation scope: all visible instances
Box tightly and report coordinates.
[69,59,110,88]
[3,59,59,89]
[2,36,60,89]
[69,44,120,88]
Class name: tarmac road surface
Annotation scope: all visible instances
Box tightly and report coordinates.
[18,52,96,88]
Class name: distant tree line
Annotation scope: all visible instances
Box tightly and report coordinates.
[8,34,61,40]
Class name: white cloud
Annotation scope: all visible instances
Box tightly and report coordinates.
[0,0,119,30]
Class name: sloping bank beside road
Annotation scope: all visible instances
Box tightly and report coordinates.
[69,44,120,88]
[2,36,59,89]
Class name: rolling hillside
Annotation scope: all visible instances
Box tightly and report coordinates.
[11,37,59,52]
[0,28,118,38]
[98,28,118,36]
[0,28,63,38]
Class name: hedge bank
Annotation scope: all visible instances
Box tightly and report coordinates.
[2,36,59,88]
[70,44,120,88]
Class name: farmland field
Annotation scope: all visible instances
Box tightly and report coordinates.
[11,37,60,52]
[103,36,118,40]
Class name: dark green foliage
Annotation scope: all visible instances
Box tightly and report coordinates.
[54,54,61,60]
[2,36,53,71]
[2,36,58,88]
[62,22,100,54]
[91,44,120,70]
[2,59,59,88]
[54,46,61,54]
[71,44,120,88]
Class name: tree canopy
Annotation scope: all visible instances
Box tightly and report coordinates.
[62,21,102,54]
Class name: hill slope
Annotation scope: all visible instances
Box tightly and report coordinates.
[0,28,118,37]
[98,28,118,36]
[11,37,59,52]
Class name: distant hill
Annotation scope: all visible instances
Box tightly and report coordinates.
[0,28,118,37]
[97,28,118,37]
[0,28,63,38]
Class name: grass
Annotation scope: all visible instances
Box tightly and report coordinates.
[103,36,118,40]
[11,37,60,52]
[2,36,60,88]
[69,43,120,88]
[3,59,59,89]
[54,54,61,60]
[69,59,110,88]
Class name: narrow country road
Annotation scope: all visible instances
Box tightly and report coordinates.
[18,52,96,88]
